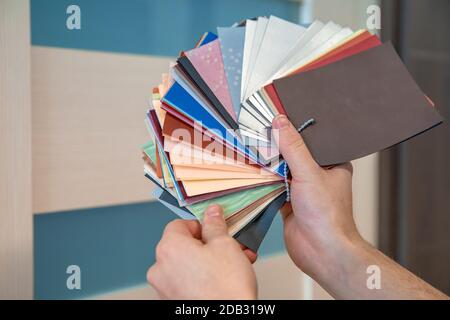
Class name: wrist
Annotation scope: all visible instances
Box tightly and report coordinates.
[308,230,368,286]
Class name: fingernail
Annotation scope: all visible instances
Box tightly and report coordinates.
[272,115,290,129]
[205,205,221,217]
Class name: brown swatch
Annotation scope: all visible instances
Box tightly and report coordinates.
[274,42,443,166]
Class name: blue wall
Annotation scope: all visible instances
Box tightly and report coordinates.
[31,0,300,56]
[34,203,286,299]
[31,0,299,299]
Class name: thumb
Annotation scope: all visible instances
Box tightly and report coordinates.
[272,114,319,180]
[202,204,228,243]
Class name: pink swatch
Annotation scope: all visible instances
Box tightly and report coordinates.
[185,40,236,120]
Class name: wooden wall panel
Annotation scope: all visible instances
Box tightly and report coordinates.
[32,47,173,213]
[353,154,379,246]
[0,0,33,299]
[29,0,380,300]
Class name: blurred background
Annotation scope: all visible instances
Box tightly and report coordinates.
[0,0,448,299]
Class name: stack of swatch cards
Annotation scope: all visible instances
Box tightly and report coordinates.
[142,16,443,252]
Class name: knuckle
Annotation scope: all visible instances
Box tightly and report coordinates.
[146,266,156,285]
[164,219,183,232]
[162,219,183,237]
[155,241,169,261]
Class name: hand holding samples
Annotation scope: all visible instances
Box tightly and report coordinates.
[142,15,443,253]
[147,115,448,300]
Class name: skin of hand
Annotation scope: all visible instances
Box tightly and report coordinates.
[272,114,448,300]
[147,205,258,300]
[146,113,448,300]
[272,114,358,280]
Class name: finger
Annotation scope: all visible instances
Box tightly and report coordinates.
[243,248,258,264]
[280,202,293,222]
[159,221,202,261]
[147,264,169,300]
[163,219,202,239]
[333,162,353,174]
[146,264,162,290]
[239,243,258,264]
[201,204,228,243]
[272,114,319,180]
[185,220,202,239]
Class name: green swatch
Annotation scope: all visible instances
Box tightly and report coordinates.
[141,140,157,165]
[188,183,283,220]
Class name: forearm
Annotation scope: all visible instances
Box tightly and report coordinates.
[313,236,448,300]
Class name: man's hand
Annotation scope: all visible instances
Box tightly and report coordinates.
[272,114,448,300]
[147,205,257,300]
[273,114,359,280]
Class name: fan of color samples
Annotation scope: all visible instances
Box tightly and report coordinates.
[141,16,443,252]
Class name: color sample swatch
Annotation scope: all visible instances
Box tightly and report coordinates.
[141,16,443,252]
[217,26,245,117]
